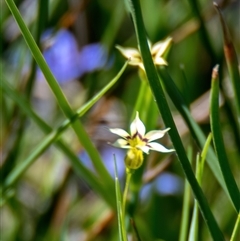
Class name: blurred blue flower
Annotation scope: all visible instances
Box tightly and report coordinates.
[140,172,183,202]
[78,43,109,73]
[37,29,111,84]
[154,172,183,195]
[79,145,126,179]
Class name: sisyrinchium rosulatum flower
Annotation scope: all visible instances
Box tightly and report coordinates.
[109,112,175,170]
[116,37,172,71]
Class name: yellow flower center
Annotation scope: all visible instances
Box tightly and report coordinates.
[128,134,146,148]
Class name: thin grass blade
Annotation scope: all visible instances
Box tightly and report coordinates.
[210,65,240,212]
[5,0,114,191]
[114,156,127,241]
[1,62,128,207]
[214,3,240,127]
[126,0,225,239]
[179,146,192,241]
[158,67,228,197]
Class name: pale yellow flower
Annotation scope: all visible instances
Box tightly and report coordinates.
[116,37,172,70]
[109,112,174,169]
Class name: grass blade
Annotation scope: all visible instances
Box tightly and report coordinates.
[5,0,114,191]
[188,154,200,241]
[126,0,225,239]
[1,62,128,207]
[158,67,228,196]
[210,65,240,212]
[230,213,240,241]
[214,3,240,127]
[179,147,192,241]
[114,156,127,241]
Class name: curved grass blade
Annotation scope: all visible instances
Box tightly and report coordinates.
[1,61,128,208]
[2,0,49,181]
[126,0,225,239]
[5,0,113,191]
[158,67,228,196]
[210,65,240,212]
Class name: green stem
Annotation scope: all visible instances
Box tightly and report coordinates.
[131,73,148,120]
[210,65,240,212]
[230,213,240,241]
[188,154,201,241]
[188,199,199,241]
[114,156,126,241]
[158,67,227,196]
[122,168,134,240]
[127,0,225,239]
[1,62,128,205]
[5,0,113,191]
[179,147,192,241]
[122,169,133,222]
[214,3,240,126]
[188,0,216,60]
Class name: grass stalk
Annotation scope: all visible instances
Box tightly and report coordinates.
[126,0,225,239]
[210,65,240,212]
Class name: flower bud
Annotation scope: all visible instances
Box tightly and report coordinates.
[124,148,143,170]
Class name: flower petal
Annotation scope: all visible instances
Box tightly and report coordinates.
[109,128,130,138]
[148,142,175,153]
[112,139,130,148]
[145,128,170,142]
[137,145,150,154]
[116,45,141,61]
[130,112,146,136]
[138,63,145,71]
[154,57,168,66]
[151,37,172,57]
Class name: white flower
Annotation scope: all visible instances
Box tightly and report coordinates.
[109,112,174,154]
[116,37,172,71]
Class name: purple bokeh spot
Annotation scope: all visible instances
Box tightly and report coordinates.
[140,172,183,202]
[154,172,183,195]
[37,29,82,84]
[78,43,109,73]
[79,145,126,179]
[37,29,111,84]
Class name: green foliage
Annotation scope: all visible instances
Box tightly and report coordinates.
[1,0,239,240]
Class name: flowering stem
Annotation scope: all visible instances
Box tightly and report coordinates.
[122,168,134,237]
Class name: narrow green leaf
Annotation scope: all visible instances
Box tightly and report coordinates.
[230,213,240,241]
[5,0,113,192]
[210,65,240,212]
[189,133,212,241]
[189,200,199,241]
[158,67,228,196]
[114,156,126,241]
[179,146,192,241]
[188,0,216,60]
[199,133,212,181]
[127,0,225,239]
[188,154,200,241]
[1,61,128,208]
[214,3,240,127]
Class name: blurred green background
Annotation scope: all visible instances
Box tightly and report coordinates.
[1,0,239,240]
